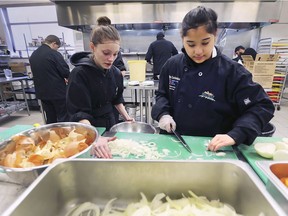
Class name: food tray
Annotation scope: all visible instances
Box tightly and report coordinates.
[3,159,285,216]
[257,161,288,214]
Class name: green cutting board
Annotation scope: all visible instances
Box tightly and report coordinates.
[0,125,33,140]
[111,132,238,160]
[0,125,106,141]
[238,136,285,184]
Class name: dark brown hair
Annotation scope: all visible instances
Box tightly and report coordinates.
[44,35,61,46]
[181,6,218,37]
[97,16,112,26]
[90,25,120,45]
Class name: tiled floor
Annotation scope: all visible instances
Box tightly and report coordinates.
[1,92,288,137]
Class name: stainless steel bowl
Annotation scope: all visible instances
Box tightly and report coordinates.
[110,121,156,134]
[0,122,98,185]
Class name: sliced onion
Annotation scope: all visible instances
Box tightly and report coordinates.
[275,142,288,151]
[65,202,100,216]
[273,150,288,161]
[254,142,276,159]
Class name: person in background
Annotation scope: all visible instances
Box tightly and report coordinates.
[151,6,275,152]
[29,35,70,124]
[145,32,178,80]
[232,45,245,63]
[66,25,133,131]
[242,47,258,60]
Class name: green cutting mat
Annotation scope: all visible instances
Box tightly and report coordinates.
[0,125,33,140]
[238,136,285,184]
[112,132,238,160]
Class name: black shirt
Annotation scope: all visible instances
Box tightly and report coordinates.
[152,48,275,145]
[67,52,124,129]
[29,44,70,100]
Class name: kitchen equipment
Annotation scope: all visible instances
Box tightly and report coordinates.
[0,122,98,185]
[171,128,192,153]
[125,104,137,120]
[127,60,146,82]
[3,69,12,79]
[3,159,285,216]
[257,161,288,214]
[110,121,156,134]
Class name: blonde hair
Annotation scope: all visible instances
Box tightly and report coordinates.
[90,25,120,45]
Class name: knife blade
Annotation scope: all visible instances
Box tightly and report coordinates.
[171,129,192,153]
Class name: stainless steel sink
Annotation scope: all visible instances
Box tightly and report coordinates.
[4,159,286,216]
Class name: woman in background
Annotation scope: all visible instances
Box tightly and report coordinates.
[66,25,133,130]
[152,6,275,151]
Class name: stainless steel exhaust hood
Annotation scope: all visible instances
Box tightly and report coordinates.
[53,1,282,32]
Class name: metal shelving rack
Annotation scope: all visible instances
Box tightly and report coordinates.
[257,38,288,110]
[0,77,30,120]
[0,44,10,72]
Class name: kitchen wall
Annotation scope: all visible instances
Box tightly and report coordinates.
[116,28,257,59]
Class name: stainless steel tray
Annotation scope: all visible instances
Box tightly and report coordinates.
[257,161,288,214]
[4,159,286,216]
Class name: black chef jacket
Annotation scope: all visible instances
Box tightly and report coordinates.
[67,52,125,130]
[145,39,178,76]
[29,44,70,100]
[152,47,275,145]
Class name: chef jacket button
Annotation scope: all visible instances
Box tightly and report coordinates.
[188,104,192,108]
[198,72,203,76]
[184,68,188,72]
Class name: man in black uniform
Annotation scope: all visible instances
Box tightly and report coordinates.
[29,35,70,123]
[145,32,178,80]
[232,45,245,63]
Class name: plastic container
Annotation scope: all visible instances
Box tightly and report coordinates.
[127,60,146,82]
[260,122,276,137]
[3,69,12,79]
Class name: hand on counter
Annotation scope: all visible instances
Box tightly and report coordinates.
[92,136,116,159]
[207,134,236,152]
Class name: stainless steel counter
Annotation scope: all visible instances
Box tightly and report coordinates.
[125,81,158,124]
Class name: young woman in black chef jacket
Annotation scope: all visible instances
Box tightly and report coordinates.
[151,6,275,151]
[66,25,133,131]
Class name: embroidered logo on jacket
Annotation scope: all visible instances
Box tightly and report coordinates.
[169,75,180,90]
[199,91,215,101]
[244,97,251,105]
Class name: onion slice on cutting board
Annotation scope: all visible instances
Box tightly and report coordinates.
[254,142,276,159]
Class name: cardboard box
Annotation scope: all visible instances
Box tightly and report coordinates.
[242,54,279,89]
[8,62,29,73]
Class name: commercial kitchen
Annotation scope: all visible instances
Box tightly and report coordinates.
[0,0,288,215]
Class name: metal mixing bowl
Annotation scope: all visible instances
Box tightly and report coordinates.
[0,122,98,185]
[110,122,156,134]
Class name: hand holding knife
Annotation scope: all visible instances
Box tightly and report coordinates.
[171,124,192,153]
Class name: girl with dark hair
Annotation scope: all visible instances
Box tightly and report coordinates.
[152,6,275,151]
